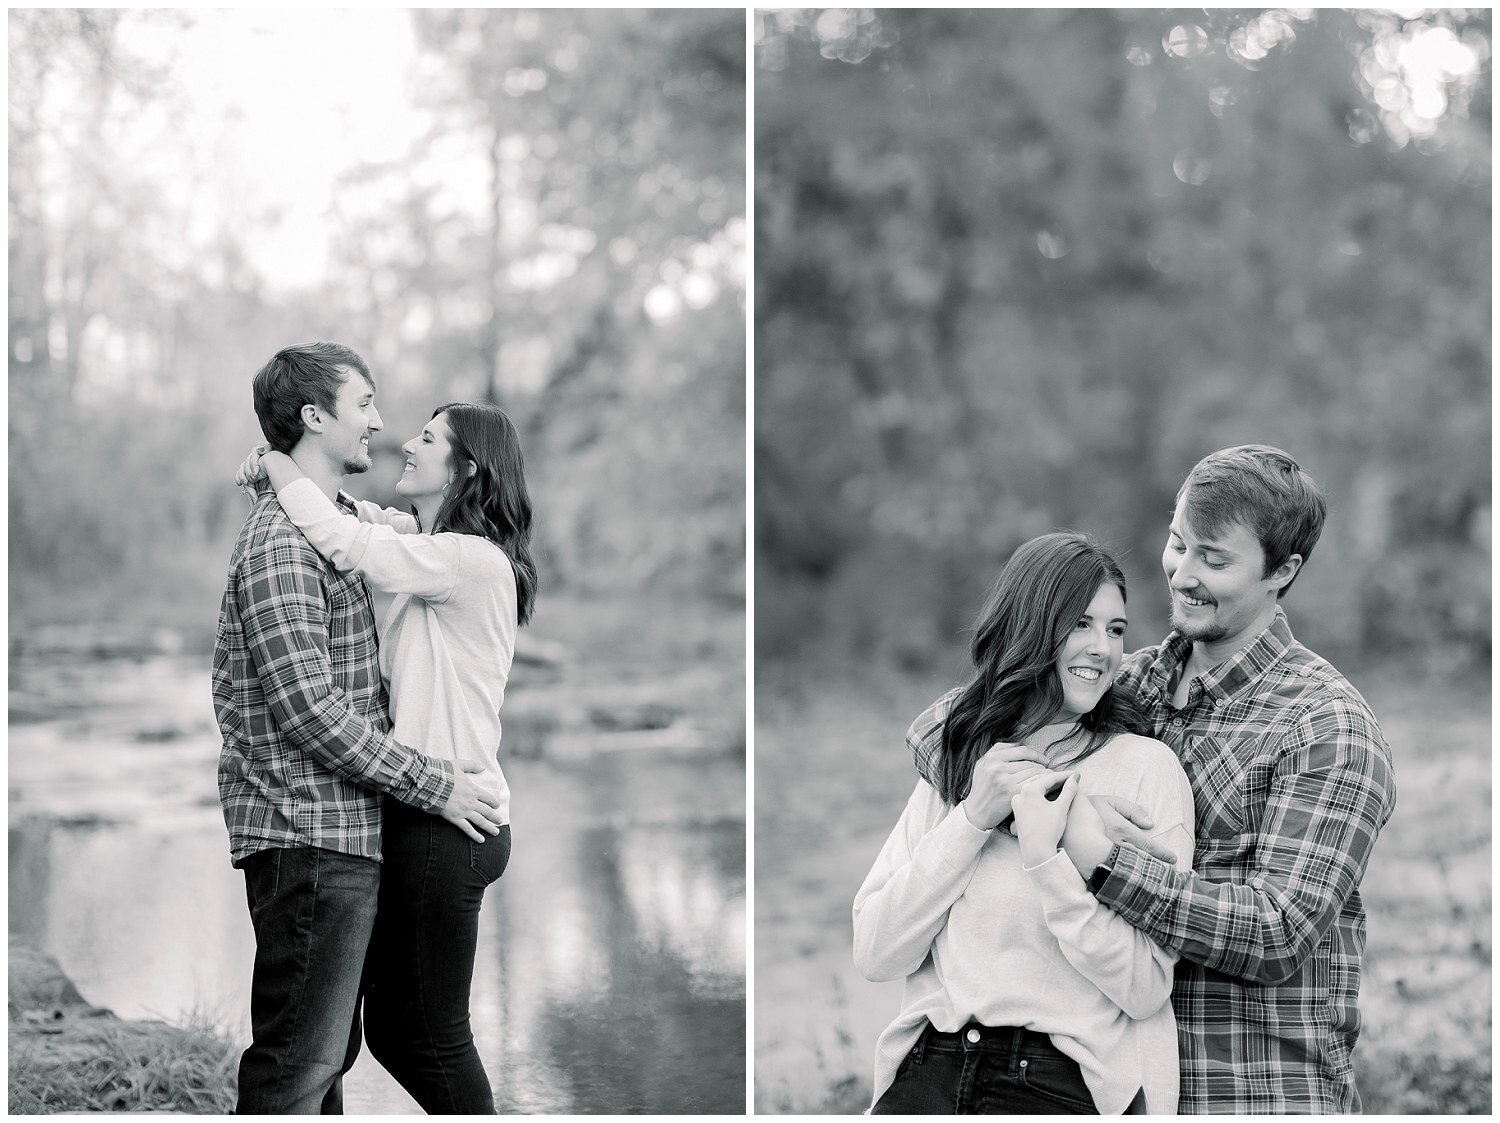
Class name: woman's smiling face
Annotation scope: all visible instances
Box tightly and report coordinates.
[1053,581,1127,718]
[396,412,456,502]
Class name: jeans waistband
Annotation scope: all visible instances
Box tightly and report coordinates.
[918,1022,1064,1062]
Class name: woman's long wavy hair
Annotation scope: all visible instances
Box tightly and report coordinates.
[927,532,1148,806]
[423,402,538,626]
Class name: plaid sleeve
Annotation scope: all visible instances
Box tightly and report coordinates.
[1096,696,1395,984]
[907,687,961,786]
[239,533,454,810]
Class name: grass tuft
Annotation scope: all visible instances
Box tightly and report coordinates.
[8,1014,238,1114]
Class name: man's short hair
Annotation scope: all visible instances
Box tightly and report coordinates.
[1177,444,1327,598]
[252,342,373,454]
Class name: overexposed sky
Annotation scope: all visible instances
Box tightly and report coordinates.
[123,8,429,291]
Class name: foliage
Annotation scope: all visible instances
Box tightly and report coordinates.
[8,9,745,634]
[320,7,745,597]
[1355,1044,1493,1115]
[754,8,1490,669]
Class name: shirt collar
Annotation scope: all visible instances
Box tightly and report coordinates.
[1149,607,1296,707]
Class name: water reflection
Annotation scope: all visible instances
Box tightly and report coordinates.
[9,652,746,1114]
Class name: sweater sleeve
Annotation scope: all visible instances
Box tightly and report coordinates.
[350,498,420,534]
[1023,747,1196,1019]
[853,781,994,982]
[276,478,462,601]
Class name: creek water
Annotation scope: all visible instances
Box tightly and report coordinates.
[9,648,746,1114]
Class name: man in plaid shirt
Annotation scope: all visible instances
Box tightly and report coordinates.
[1053,445,1397,1112]
[213,342,506,1114]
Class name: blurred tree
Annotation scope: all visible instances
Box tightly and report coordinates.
[9,9,745,632]
[322,9,746,599]
[755,7,1490,669]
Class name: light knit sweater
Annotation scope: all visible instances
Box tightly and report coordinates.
[853,732,1195,1114]
[277,478,517,824]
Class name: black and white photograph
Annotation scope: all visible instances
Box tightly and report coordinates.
[754,8,1489,1115]
[9,4,1496,1119]
[10,8,746,1114]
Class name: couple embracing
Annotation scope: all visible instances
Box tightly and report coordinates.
[213,341,537,1113]
[855,445,1397,1114]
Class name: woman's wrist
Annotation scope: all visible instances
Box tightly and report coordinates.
[960,796,997,832]
[262,450,303,490]
[1019,837,1062,867]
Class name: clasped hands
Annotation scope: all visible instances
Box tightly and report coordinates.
[960,741,1177,876]
[234,444,271,490]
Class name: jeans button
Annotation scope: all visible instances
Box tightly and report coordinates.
[965,1028,981,1044]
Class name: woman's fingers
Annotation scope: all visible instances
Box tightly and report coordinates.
[236,445,267,486]
[986,741,1047,764]
[1020,768,1077,794]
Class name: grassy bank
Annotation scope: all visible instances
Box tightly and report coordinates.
[8,941,238,1114]
[754,658,1492,1114]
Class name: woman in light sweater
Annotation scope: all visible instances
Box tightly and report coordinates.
[241,401,537,1114]
[853,533,1194,1114]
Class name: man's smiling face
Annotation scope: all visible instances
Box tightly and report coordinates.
[1162,491,1288,649]
[323,367,382,475]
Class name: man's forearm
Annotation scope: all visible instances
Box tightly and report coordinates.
[1092,843,1337,985]
[272,684,454,810]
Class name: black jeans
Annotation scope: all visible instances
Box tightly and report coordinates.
[235,845,381,1114]
[873,1022,1106,1115]
[363,796,512,1114]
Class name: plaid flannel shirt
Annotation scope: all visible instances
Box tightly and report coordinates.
[1099,608,1396,1113]
[213,488,454,865]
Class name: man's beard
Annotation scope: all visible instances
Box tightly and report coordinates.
[1170,607,1228,644]
[341,455,372,475]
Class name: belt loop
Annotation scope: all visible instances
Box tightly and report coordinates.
[911,1024,930,1066]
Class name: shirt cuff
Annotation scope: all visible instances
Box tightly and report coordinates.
[1094,840,1174,926]
[920,803,995,875]
[1023,848,1088,898]
[409,755,456,812]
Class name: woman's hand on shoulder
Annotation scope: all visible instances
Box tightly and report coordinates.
[235,444,269,490]
[959,741,1048,831]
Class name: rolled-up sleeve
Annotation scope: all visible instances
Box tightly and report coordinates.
[1096,699,1394,984]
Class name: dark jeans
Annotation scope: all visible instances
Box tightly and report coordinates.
[363,796,511,1114]
[873,1022,1111,1115]
[235,845,381,1114]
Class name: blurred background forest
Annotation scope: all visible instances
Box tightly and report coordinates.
[754,8,1490,1115]
[10,9,746,1114]
[12,7,745,624]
